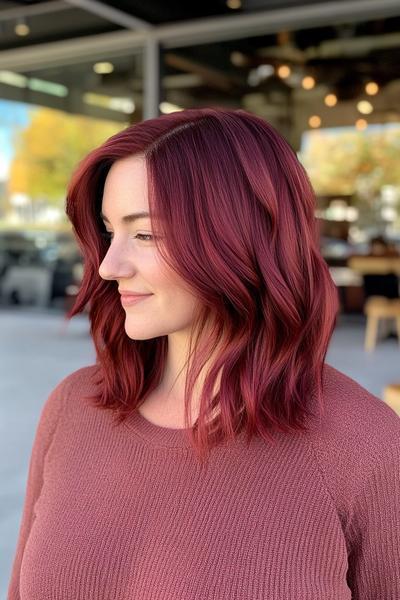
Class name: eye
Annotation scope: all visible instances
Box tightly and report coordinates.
[100,231,154,242]
[135,233,154,242]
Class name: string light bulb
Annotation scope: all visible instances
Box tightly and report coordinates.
[365,81,379,95]
[226,0,241,8]
[230,51,247,67]
[302,76,315,90]
[277,64,291,79]
[357,100,373,115]
[355,118,368,130]
[308,115,321,128]
[15,17,30,36]
[93,62,114,74]
[324,93,337,107]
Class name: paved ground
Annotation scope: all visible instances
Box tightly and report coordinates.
[1,306,399,597]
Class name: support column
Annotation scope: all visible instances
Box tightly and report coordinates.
[143,38,162,120]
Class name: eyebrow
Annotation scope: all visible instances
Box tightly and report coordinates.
[100,211,150,224]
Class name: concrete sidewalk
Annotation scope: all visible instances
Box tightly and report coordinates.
[1,307,399,597]
[1,306,95,597]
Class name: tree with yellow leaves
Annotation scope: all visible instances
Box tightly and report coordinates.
[300,126,400,195]
[8,107,124,210]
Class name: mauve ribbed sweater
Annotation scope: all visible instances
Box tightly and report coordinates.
[7,362,400,600]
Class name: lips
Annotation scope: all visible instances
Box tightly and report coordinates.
[119,293,152,307]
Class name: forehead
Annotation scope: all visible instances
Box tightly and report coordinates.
[101,155,149,218]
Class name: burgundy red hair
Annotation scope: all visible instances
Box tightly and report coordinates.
[65,107,339,464]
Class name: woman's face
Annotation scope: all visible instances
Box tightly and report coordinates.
[98,155,201,341]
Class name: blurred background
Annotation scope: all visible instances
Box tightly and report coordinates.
[1,0,400,596]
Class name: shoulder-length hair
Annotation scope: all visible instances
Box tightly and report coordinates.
[66,107,339,464]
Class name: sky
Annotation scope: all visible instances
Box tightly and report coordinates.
[0,99,36,180]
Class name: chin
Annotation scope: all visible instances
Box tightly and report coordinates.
[125,330,152,341]
[123,323,161,341]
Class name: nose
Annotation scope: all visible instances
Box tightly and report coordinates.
[98,243,136,281]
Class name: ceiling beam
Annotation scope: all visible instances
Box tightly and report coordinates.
[63,0,152,30]
[160,0,400,47]
[0,1,69,21]
[0,0,400,72]
[306,31,400,58]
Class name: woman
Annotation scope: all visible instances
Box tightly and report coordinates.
[8,108,400,599]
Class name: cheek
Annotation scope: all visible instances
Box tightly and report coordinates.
[153,260,193,295]
[150,259,203,318]
[160,283,199,314]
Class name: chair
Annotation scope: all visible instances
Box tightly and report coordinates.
[364,297,400,351]
[347,256,400,351]
[383,383,400,416]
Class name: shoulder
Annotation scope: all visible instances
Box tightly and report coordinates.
[318,362,400,442]
[54,364,101,397]
[42,364,101,420]
[303,362,400,518]
[30,365,100,461]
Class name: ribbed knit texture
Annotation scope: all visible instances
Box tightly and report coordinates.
[7,362,400,600]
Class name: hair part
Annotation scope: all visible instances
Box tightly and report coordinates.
[65,107,339,466]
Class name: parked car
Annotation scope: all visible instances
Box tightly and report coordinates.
[0,229,83,308]
[0,231,39,277]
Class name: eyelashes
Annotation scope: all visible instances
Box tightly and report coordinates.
[135,234,153,242]
[100,232,154,242]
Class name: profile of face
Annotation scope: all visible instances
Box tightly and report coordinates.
[98,155,201,341]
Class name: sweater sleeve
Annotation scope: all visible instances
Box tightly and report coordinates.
[345,436,400,599]
[7,376,69,600]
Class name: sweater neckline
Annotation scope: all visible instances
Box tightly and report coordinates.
[126,407,193,449]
